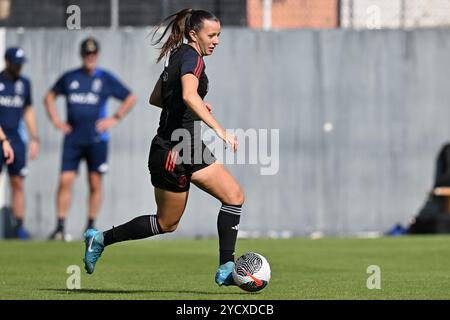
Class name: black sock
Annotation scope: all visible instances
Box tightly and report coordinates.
[103,215,163,247]
[217,204,242,265]
[87,218,95,230]
[56,218,65,232]
[15,218,23,230]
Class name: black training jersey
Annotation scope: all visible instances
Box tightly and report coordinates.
[157,44,208,142]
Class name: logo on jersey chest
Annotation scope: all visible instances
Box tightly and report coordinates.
[67,77,101,105]
[0,95,24,108]
[68,92,99,105]
[162,71,169,82]
[68,79,102,93]
[92,79,102,92]
[0,81,25,108]
[69,80,80,90]
[15,81,24,95]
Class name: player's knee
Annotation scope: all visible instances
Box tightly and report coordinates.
[158,219,179,233]
[225,187,245,206]
[89,184,102,194]
[11,179,24,192]
[58,182,71,192]
[237,189,245,205]
[160,222,178,233]
[59,176,74,190]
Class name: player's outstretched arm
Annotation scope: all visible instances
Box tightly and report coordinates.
[181,73,237,152]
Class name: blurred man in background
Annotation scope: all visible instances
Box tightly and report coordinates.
[45,37,136,240]
[0,47,39,239]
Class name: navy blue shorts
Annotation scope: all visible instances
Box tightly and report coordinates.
[61,138,108,174]
[0,138,27,177]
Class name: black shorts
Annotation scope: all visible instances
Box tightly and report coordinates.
[148,135,216,192]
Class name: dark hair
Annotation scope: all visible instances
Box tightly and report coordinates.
[152,8,219,62]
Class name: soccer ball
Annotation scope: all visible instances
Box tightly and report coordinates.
[232,252,271,292]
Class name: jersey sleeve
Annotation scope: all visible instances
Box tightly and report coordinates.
[51,74,67,95]
[180,51,204,79]
[105,72,131,100]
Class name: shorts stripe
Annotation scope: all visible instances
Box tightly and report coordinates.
[170,150,178,172]
[165,150,173,171]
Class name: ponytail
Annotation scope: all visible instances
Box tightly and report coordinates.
[152,8,219,63]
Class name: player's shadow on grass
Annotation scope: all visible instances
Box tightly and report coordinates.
[42,288,253,296]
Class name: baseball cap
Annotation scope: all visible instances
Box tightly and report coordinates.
[80,37,99,55]
[5,47,27,65]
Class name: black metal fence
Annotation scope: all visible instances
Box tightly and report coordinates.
[0,0,247,28]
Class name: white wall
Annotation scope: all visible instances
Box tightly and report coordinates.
[4,27,450,239]
[341,0,450,29]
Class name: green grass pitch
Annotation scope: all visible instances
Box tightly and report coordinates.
[1,236,450,299]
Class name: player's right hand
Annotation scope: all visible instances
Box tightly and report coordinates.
[2,140,14,165]
[54,121,72,134]
[29,139,39,160]
[216,129,238,152]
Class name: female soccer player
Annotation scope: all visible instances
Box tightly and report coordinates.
[84,9,244,286]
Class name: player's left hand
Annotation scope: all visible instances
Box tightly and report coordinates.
[96,117,119,132]
[29,139,39,160]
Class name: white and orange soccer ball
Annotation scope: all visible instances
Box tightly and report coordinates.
[232,252,271,292]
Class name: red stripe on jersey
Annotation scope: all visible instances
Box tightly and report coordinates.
[193,57,201,77]
[165,150,172,171]
[194,57,204,78]
[197,58,204,77]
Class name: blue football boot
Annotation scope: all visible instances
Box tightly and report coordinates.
[215,261,236,286]
[15,227,31,240]
[83,228,104,274]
